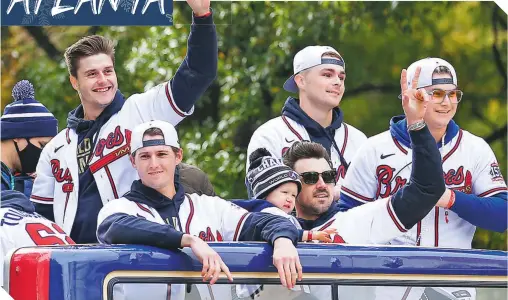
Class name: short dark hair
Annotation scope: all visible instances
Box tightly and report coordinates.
[64,35,115,77]
[433,66,452,77]
[143,127,165,139]
[283,141,334,171]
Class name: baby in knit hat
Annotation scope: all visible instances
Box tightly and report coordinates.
[1,80,58,196]
[234,148,335,299]
[234,148,335,243]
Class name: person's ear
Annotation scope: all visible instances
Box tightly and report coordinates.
[175,148,183,165]
[70,75,79,91]
[294,73,305,90]
[130,155,136,168]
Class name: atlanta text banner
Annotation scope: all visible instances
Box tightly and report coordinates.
[1,0,173,26]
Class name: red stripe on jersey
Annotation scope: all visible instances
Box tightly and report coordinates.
[442,129,463,163]
[318,219,336,231]
[89,143,130,173]
[62,193,70,220]
[386,198,407,232]
[104,165,119,199]
[233,213,249,241]
[66,128,71,144]
[341,124,348,156]
[434,207,439,247]
[478,187,508,197]
[136,203,155,218]
[416,221,421,246]
[185,195,195,234]
[282,116,303,141]
[341,186,374,202]
[31,195,54,202]
[9,248,51,300]
[392,136,408,155]
[166,83,185,117]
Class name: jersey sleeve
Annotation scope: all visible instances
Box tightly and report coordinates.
[331,197,407,245]
[30,144,56,206]
[118,14,217,127]
[97,200,183,249]
[340,140,379,204]
[121,83,193,128]
[472,140,507,197]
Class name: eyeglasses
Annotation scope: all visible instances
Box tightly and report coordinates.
[299,170,337,185]
[425,89,463,104]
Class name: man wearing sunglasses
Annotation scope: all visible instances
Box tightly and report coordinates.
[340,57,506,250]
[282,66,453,246]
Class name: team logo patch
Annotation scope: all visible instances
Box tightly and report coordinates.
[489,162,504,182]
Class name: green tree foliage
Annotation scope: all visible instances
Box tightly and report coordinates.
[1,1,506,249]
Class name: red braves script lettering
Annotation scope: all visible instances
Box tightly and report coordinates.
[198,227,223,242]
[445,167,473,194]
[51,159,74,196]
[94,126,131,157]
[376,165,407,198]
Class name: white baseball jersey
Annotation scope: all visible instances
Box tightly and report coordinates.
[0,207,74,286]
[30,83,192,234]
[247,116,367,182]
[235,197,408,300]
[341,129,507,249]
[311,197,408,245]
[97,193,251,300]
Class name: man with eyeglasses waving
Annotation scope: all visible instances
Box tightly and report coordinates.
[281,64,453,245]
[337,58,507,300]
[339,57,506,249]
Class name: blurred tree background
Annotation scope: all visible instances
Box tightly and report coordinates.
[1,1,506,250]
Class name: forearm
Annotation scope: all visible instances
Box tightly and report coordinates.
[97,213,184,249]
[34,203,55,222]
[451,192,507,232]
[171,11,218,112]
[392,126,446,229]
[238,213,299,246]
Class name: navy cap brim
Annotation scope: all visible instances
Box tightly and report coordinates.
[283,75,298,93]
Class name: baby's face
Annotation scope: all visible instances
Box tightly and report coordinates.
[266,182,299,214]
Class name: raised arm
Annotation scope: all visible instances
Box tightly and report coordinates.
[171,0,217,113]
[122,0,217,125]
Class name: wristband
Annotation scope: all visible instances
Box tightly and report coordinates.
[194,9,211,18]
[407,120,426,131]
[446,190,456,209]
[307,231,313,241]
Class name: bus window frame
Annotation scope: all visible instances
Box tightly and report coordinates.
[104,270,508,300]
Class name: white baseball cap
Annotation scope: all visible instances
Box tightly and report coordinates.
[130,120,180,154]
[405,57,457,89]
[283,45,345,93]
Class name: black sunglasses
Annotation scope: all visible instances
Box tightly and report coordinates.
[299,170,337,185]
